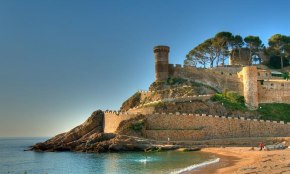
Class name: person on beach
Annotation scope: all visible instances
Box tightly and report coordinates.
[259,142,265,151]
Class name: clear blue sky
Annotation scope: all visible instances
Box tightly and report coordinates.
[1,0,290,137]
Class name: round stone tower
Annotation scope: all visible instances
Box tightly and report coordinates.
[242,66,258,109]
[153,45,170,81]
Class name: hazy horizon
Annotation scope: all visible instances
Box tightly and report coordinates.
[1,0,290,137]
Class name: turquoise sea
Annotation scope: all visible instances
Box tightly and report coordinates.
[0,138,219,174]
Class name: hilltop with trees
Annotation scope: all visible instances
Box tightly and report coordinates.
[184,32,290,69]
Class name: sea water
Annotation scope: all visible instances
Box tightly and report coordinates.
[0,138,219,174]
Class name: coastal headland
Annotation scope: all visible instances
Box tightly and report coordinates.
[32,44,290,173]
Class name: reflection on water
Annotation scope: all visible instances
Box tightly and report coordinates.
[0,138,216,174]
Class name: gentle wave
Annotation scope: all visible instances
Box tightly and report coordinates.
[171,157,220,174]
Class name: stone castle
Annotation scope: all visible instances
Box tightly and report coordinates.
[154,45,290,109]
[33,45,290,152]
[102,45,290,142]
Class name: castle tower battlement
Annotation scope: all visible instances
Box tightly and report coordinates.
[154,45,170,81]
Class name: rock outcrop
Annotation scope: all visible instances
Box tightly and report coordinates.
[32,110,108,152]
[31,110,154,152]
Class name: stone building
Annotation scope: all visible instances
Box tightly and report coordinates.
[153,45,290,109]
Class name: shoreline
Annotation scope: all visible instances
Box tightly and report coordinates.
[188,151,241,174]
[188,147,290,174]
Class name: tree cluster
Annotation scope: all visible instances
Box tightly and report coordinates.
[266,34,290,69]
[185,32,290,69]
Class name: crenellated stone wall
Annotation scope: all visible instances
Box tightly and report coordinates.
[144,113,290,141]
[104,111,290,141]
[104,111,139,133]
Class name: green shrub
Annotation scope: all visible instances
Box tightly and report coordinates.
[211,92,246,111]
[166,77,187,85]
[282,72,290,80]
[129,120,144,131]
[224,91,245,104]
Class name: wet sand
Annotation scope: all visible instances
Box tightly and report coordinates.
[189,147,290,174]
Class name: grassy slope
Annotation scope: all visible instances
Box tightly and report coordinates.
[211,93,247,111]
[211,93,290,122]
[258,103,290,122]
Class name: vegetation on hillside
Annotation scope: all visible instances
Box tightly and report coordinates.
[166,77,218,92]
[166,77,188,85]
[258,103,290,122]
[120,92,141,111]
[191,81,218,93]
[129,119,145,131]
[116,115,146,136]
[211,92,290,122]
[211,91,247,111]
[185,31,290,69]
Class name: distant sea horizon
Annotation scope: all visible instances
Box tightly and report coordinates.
[0,137,219,174]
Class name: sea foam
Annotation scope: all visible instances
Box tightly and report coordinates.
[171,158,220,174]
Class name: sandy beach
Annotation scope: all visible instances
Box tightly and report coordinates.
[190,147,290,174]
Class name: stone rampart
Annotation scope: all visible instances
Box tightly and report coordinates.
[104,111,290,141]
[257,70,271,80]
[258,83,290,104]
[169,65,244,94]
[104,111,138,133]
[144,113,290,141]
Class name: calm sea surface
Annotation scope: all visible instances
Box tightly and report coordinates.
[0,138,218,174]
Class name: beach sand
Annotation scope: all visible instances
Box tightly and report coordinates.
[189,147,290,174]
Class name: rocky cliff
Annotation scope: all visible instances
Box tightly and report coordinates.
[31,110,154,152]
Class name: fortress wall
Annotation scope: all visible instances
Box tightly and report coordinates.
[139,90,154,101]
[260,81,290,90]
[258,82,290,103]
[170,65,244,94]
[104,112,139,133]
[257,70,271,80]
[104,111,290,141]
[144,113,290,141]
